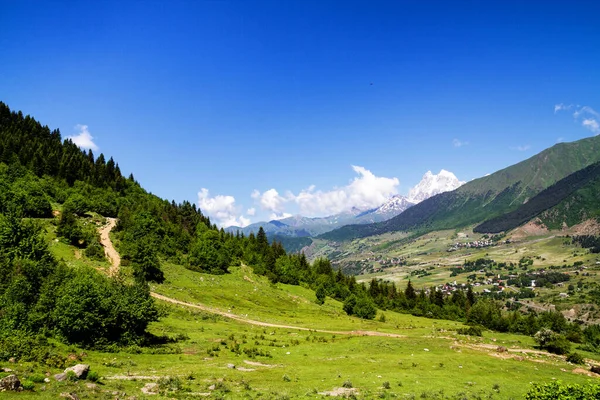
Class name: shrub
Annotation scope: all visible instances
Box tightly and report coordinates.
[87,371,100,382]
[66,370,78,382]
[534,329,572,355]
[28,374,46,383]
[382,381,390,389]
[457,326,482,336]
[21,380,35,391]
[282,374,291,382]
[566,352,585,365]
[158,376,183,392]
[525,381,600,399]
[342,380,353,388]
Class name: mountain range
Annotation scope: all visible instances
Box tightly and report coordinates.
[228,170,465,237]
[322,135,600,242]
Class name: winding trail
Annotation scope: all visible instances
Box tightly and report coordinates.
[149,292,404,337]
[96,219,404,338]
[99,217,120,276]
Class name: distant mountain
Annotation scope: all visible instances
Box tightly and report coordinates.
[474,161,600,233]
[228,170,463,239]
[408,170,465,203]
[226,207,366,237]
[354,195,416,224]
[322,135,600,242]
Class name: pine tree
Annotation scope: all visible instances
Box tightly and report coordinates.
[405,280,417,301]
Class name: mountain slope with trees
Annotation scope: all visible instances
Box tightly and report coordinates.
[322,135,600,241]
[474,161,600,233]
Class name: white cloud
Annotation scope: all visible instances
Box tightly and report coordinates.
[582,118,600,134]
[197,188,251,228]
[511,145,530,151]
[556,137,564,143]
[246,207,256,216]
[554,103,573,113]
[452,138,469,148]
[68,124,99,151]
[269,212,292,220]
[252,165,399,217]
[556,104,600,135]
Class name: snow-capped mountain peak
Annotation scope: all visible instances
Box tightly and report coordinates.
[408,170,465,203]
[375,194,416,215]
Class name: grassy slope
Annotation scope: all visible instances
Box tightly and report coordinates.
[1,222,587,398]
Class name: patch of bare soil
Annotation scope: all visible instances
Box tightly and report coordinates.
[572,368,599,377]
[509,218,549,241]
[243,360,278,368]
[569,219,600,236]
[318,387,359,397]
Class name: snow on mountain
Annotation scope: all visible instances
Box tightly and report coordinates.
[408,169,465,203]
[228,170,464,238]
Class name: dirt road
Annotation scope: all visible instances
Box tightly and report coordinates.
[97,220,401,338]
[150,292,404,337]
[99,217,120,276]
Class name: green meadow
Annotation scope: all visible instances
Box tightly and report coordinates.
[3,231,599,399]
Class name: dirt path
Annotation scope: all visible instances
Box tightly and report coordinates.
[96,220,404,338]
[150,292,404,338]
[99,217,120,276]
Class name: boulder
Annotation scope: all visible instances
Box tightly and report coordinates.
[591,365,600,374]
[0,374,21,391]
[64,364,89,379]
[54,373,67,382]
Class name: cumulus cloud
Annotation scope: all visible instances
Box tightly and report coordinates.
[197,188,251,228]
[555,104,600,135]
[68,124,99,151]
[452,138,469,148]
[246,207,256,216]
[252,165,400,217]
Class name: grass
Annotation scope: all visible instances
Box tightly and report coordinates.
[7,219,600,398]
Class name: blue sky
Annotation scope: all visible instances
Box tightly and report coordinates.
[1,1,599,226]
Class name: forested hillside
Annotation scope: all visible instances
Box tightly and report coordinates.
[322,135,600,241]
[474,161,600,233]
[0,102,382,357]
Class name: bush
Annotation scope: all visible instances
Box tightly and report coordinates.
[457,326,483,336]
[21,380,35,391]
[84,240,105,261]
[28,374,46,383]
[534,329,572,355]
[566,352,585,365]
[342,380,353,388]
[525,381,600,399]
[87,370,100,382]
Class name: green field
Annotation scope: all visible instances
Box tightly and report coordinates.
[4,230,600,399]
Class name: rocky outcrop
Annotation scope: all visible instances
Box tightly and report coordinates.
[0,374,21,391]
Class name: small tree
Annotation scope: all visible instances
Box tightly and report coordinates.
[315,285,326,305]
[131,239,165,284]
